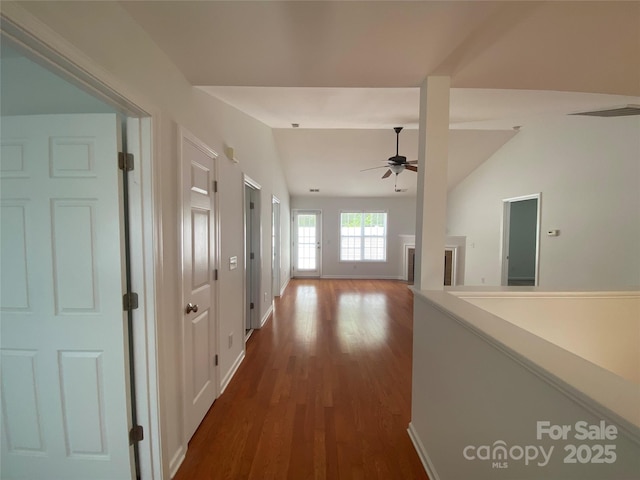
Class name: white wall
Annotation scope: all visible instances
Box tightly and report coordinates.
[410,291,640,480]
[291,196,416,279]
[14,2,291,477]
[447,115,640,289]
[459,293,640,384]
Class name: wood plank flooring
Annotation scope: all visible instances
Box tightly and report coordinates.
[173,279,429,480]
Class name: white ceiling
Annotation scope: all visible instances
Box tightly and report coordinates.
[120,0,640,197]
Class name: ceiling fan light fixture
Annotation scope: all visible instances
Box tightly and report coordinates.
[389,164,405,175]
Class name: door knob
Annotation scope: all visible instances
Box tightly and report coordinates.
[186,303,199,314]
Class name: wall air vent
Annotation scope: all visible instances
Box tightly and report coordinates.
[570,105,640,118]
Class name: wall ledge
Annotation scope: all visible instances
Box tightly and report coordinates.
[411,288,640,441]
[446,286,640,299]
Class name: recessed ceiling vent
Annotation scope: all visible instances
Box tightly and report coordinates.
[570,105,640,118]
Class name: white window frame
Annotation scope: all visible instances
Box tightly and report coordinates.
[339,210,388,262]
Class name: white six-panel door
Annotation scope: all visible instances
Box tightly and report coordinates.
[0,114,134,479]
[180,129,218,442]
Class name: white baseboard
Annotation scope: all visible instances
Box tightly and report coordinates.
[168,445,186,479]
[407,422,440,480]
[280,276,290,296]
[220,350,245,395]
[260,304,273,327]
[320,275,404,280]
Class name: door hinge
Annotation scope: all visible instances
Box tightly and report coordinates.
[118,152,134,171]
[129,425,144,445]
[214,269,218,280]
[250,252,255,260]
[123,292,139,311]
[213,180,218,193]
[214,354,218,366]
[250,202,254,210]
[250,302,254,310]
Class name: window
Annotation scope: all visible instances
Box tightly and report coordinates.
[340,211,387,261]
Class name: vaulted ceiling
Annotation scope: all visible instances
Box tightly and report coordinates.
[121,1,640,197]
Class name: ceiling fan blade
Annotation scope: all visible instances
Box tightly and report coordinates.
[406,165,418,172]
[361,165,388,172]
[407,160,418,164]
[382,169,393,179]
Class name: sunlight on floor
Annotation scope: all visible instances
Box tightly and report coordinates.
[337,293,389,351]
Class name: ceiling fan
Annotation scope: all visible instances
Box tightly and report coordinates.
[361,127,418,182]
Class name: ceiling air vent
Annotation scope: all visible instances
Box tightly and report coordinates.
[570,105,640,118]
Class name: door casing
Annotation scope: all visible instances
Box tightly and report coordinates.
[500,193,542,286]
[292,209,322,278]
[272,196,281,297]
[0,9,163,478]
[243,175,262,331]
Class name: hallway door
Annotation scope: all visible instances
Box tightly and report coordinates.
[1,114,134,479]
[180,129,218,442]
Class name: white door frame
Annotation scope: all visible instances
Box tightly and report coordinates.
[272,196,281,298]
[243,175,262,331]
[500,193,542,287]
[0,7,163,478]
[444,246,458,286]
[292,209,322,278]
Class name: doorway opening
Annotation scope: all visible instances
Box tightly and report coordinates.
[244,176,261,336]
[0,27,159,479]
[501,194,541,286]
[292,210,322,278]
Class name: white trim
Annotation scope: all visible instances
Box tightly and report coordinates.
[407,423,441,480]
[449,289,640,299]
[260,303,273,328]
[321,275,404,280]
[0,5,163,479]
[403,244,415,282]
[126,117,163,480]
[0,3,148,117]
[272,195,281,298]
[243,175,262,331]
[220,350,246,395]
[168,446,186,480]
[500,193,541,287]
[280,276,291,296]
[244,174,261,190]
[444,245,458,286]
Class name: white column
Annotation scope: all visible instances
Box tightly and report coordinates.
[414,76,450,290]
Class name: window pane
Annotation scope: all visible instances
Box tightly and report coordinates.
[297,214,316,270]
[340,211,387,262]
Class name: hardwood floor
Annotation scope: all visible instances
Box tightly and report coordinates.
[173,279,429,480]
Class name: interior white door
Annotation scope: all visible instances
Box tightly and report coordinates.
[180,129,218,442]
[0,114,134,479]
[293,210,321,277]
